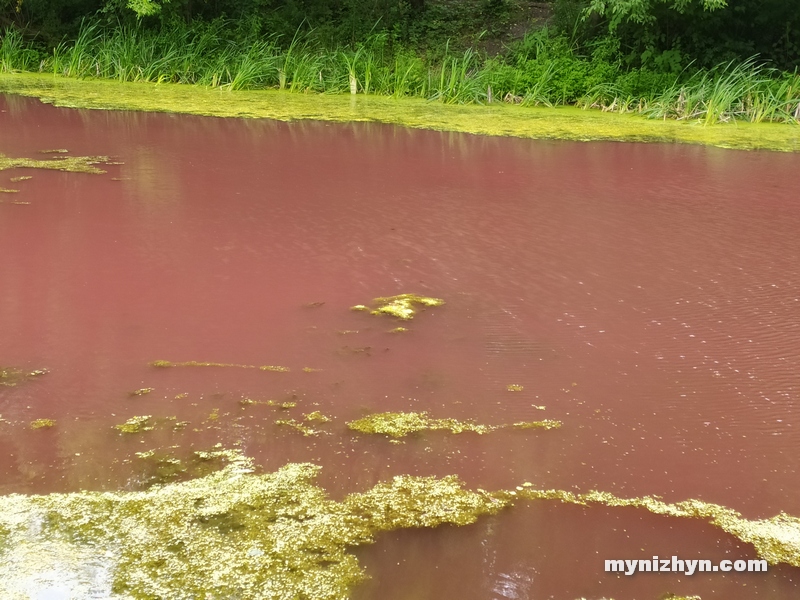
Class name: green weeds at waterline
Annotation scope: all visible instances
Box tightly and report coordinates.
[2,22,799,128]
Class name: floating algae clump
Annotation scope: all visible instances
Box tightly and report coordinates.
[347,411,561,438]
[275,418,322,436]
[30,418,55,429]
[0,153,109,174]
[0,454,507,599]
[350,294,445,320]
[129,387,154,396]
[150,360,289,372]
[114,415,154,433]
[0,366,47,387]
[504,488,800,568]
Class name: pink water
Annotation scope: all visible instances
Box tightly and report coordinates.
[1,93,799,599]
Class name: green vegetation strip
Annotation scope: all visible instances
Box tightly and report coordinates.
[0,152,109,174]
[1,73,798,152]
[0,452,797,598]
[347,411,561,437]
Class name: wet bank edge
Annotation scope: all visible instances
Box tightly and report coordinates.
[1,72,800,153]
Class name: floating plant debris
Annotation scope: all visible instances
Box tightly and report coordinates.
[9,175,33,182]
[507,384,524,392]
[0,153,108,174]
[150,360,290,372]
[347,411,561,438]
[304,411,332,423]
[389,327,409,333]
[39,149,69,154]
[129,387,155,396]
[0,187,19,193]
[351,294,445,320]
[114,415,154,433]
[275,418,322,436]
[268,400,297,409]
[0,366,47,387]
[29,419,56,429]
[259,365,290,372]
[302,367,322,372]
[303,301,325,308]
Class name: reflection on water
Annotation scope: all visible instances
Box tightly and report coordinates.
[1,93,800,599]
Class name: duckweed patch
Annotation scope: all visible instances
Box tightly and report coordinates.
[0,366,47,387]
[352,294,445,320]
[0,152,109,174]
[1,74,798,153]
[114,415,154,433]
[347,411,561,438]
[29,418,55,429]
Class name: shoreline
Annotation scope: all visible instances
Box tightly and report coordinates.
[2,72,799,152]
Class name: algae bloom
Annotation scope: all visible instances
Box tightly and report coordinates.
[0,455,507,599]
[351,294,445,320]
[347,411,561,438]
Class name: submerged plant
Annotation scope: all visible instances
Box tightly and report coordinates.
[347,411,561,438]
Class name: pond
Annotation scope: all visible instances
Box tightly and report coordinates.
[1,93,799,599]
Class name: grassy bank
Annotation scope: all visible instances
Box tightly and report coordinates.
[2,20,800,128]
[2,71,799,152]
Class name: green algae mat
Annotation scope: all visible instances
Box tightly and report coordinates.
[1,450,799,599]
[1,73,799,152]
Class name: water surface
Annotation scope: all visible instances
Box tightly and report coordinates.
[1,94,799,599]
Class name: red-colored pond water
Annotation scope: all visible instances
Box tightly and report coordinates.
[1,93,799,599]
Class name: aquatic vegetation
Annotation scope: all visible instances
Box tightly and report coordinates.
[304,410,332,423]
[9,175,32,182]
[260,365,290,372]
[129,387,154,396]
[267,400,297,409]
[0,187,19,193]
[352,294,445,320]
[29,419,56,429]
[0,366,47,387]
[1,449,796,599]
[302,367,322,372]
[275,418,322,436]
[347,411,561,438]
[389,327,409,333]
[507,384,524,391]
[0,455,511,599]
[506,488,800,568]
[114,415,154,433]
[0,153,109,174]
[150,359,289,372]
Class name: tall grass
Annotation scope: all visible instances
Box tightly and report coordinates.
[1,21,798,123]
